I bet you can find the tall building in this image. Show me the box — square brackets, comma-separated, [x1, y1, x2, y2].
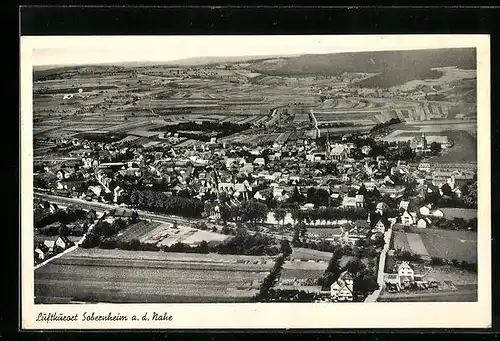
[325, 131, 331, 160]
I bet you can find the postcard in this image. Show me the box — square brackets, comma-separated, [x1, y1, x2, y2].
[20, 34, 491, 329]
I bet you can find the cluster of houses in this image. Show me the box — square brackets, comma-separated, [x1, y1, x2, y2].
[35, 130, 475, 232]
[33, 201, 100, 265]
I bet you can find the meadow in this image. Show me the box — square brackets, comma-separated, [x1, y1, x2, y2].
[34, 248, 275, 303]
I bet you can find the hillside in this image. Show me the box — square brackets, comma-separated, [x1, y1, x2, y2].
[247, 48, 476, 87]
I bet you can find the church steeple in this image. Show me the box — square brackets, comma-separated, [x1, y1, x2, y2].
[325, 130, 331, 160]
[421, 132, 427, 149]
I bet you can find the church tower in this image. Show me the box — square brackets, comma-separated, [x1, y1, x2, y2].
[325, 131, 331, 160]
[421, 132, 427, 150]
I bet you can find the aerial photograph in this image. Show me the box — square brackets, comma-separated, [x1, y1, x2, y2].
[31, 41, 478, 304]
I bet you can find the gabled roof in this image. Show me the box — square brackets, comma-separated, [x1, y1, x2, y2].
[398, 261, 413, 271]
[376, 202, 389, 210]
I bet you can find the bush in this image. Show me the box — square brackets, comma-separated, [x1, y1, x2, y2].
[194, 222, 209, 230]
[430, 257, 446, 266]
[98, 238, 117, 249]
[395, 250, 423, 263]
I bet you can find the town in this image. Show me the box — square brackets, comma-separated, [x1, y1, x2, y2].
[32, 48, 478, 303]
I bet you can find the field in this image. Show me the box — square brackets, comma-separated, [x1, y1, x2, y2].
[111, 220, 230, 247]
[392, 228, 477, 263]
[32, 48, 477, 152]
[277, 259, 329, 288]
[290, 247, 333, 262]
[34, 248, 275, 303]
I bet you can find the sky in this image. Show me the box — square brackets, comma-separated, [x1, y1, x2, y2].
[26, 35, 482, 66]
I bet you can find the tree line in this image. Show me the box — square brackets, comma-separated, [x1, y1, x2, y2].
[122, 189, 205, 218]
[154, 120, 252, 138]
[252, 240, 293, 302]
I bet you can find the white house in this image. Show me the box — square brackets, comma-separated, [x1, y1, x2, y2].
[330, 271, 354, 302]
[372, 219, 387, 234]
[417, 217, 431, 228]
[253, 191, 266, 201]
[113, 186, 125, 203]
[399, 200, 410, 211]
[401, 210, 416, 226]
[419, 205, 432, 216]
[431, 209, 444, 218]
[397, 261, 414, 288]
[361, 145, 372, 155]
[253, 158, 265, 166]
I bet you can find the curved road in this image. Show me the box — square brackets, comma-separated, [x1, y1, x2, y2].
[309, 110, 320, 138]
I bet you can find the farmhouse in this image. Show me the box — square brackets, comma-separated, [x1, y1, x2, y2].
[330, 271, 354, 302]
[397, 261, 414, 288]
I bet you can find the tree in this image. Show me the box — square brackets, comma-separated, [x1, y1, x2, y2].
[441, 183, 452, 197]
[462, 181, 477, 208]
[220, 204, 231, 225]
[58, 223, 69, 237]
[317, 248, 342, 288]
[291, 227, 302, 247]
[196, 240, 209, 254]
[357, 184, 367, 196]
[430, 142, 442, 156]
[291, 209, 302, 226]
[289, 186, 305, 204]
[240, 199, 269, 223]
[344, 258, 365, 275]
[280, 239, 292, 256]
[273, 209, 286, 228]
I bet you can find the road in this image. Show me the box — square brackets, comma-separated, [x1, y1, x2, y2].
[364, 226, 393, 303]
[34, 191, 196, 225]
[309, 110, 320, 138]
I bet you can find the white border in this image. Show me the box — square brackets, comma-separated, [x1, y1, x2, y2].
[21, 35, 491, 329]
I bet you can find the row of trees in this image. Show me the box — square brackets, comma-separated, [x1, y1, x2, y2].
[253, 240, 293, 302]
[122, 189, 205, 218]
[155, 120, 252, 138]
[396, 251, 477, 273]
[35, 204, 90, 229]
